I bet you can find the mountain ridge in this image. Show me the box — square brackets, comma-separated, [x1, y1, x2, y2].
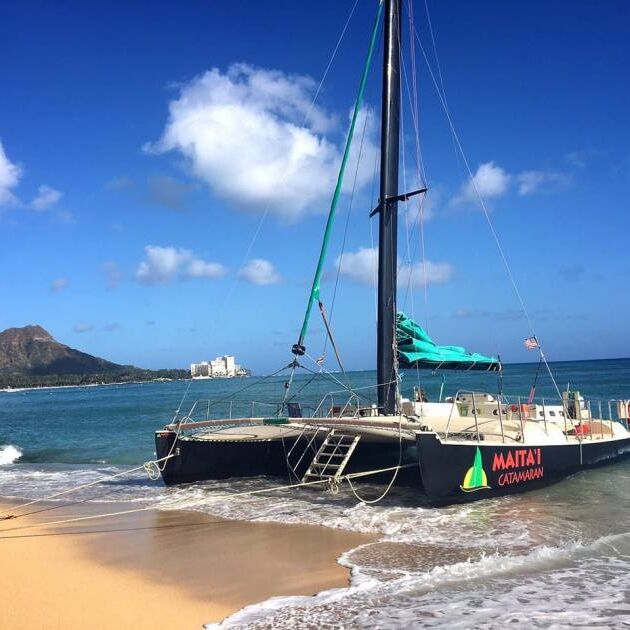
[0, 324, 131, 375]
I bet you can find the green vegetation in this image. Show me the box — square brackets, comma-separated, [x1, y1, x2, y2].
[0, 368, 190, 390]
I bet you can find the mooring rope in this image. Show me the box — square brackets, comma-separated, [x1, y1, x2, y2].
[0, 454, 177, 521]
[0, 464, 416, 535]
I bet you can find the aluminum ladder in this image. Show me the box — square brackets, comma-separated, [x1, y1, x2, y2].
[302, 430, 361, 485]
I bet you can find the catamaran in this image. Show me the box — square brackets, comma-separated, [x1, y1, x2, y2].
[154, 0, 630, 504]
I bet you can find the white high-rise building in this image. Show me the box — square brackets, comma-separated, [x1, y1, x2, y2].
[190, 355, 245, 378]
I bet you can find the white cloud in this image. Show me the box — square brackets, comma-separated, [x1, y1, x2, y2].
[336, 247, 453, 288]
[0, 141, 22, 206]
[516, 170, 570, 195]
[31, 185, 62, 211]
[454, 161, 572, 204]
[335, 247, 378, 286]
[147, 64, 377, 221]
[398, 260, 454, 288]
[135, 245, 227, 285]
[187, 259, 227, 279]
[50, 278, 68, 293]
[136, 246, 187, 284]
[238, 258, 281, 285]
[405, 190, 437, 224]
[458, 161, 510, 202]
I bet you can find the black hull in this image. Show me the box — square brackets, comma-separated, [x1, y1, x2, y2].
[416, 432, 630, 505]
[155, 430, 419, 486]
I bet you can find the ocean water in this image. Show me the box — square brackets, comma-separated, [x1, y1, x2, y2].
[2, 360, 630, 628]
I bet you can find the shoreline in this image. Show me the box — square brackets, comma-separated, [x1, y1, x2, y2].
[0, 375, 254, 394]
[0, 498, 373, 629]
[0, 379, 185, 394]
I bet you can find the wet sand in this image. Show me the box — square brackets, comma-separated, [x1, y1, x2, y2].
[0, 500, 373, 629]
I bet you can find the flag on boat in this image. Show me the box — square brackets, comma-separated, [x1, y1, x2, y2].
[524, 336, 540, 350]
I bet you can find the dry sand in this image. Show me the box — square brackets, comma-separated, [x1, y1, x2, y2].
[0, 500, 373, 629]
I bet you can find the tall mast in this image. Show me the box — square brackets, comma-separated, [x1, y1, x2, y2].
[377, 0, 401, 415]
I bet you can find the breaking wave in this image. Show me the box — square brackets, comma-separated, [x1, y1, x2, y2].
[0, 445, 22, 465]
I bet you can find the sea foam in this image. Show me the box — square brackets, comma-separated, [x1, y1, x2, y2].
[0, 444, 23, 465]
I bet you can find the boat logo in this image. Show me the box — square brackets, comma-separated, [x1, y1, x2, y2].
[460, 447, 490, 492]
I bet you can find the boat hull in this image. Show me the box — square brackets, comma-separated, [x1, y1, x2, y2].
[416, 432, 630, 505]
[155, 430, 418, 486]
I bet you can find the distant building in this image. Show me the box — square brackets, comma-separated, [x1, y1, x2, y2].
[190, 355, 248, 378]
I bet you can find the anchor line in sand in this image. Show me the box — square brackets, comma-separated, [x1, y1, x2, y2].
[0, 464, 416, 536]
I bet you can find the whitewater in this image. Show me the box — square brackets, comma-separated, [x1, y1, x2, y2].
[2, 363, 630, 627]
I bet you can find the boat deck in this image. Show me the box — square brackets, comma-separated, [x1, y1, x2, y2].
[184, 424, 309, 442]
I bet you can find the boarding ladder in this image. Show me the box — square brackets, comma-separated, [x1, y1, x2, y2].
[302, 430, 361, 486]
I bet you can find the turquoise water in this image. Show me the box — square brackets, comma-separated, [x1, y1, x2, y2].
[2, 359, 629, 466]
[1, 359, 630, 628]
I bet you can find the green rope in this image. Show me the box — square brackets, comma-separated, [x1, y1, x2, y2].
[295, 1, 383, 348]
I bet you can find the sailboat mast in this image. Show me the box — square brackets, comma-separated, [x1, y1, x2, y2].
[377, 0, 402, 415]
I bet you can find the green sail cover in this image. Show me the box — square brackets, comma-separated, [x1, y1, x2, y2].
[396, 312, 501, 372]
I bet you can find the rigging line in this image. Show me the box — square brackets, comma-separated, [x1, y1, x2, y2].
[318, 301, 346, 376]
[296, 1, 383, 350]
[369, 144, 381, 323]
[303, 352, 357, 395]
[421, 0, 461, 176]
[399, 34, 430, 333]
[0, 455, 175, 520]
[192, 364, 292, 412]
[324, 98, 373, 356]
[400, 20, 425, 390]
[347, 413, 403, 504]
[412, 26, 565, 402]
[399, 39, 417, 315]
[223, 0, 361, 306]
[1, 465, 419, 536]
[384, 15, 405, 410]
[406, 4, 430, 334]
[284, 370, 321, 404]
[174, 377, 193, 418]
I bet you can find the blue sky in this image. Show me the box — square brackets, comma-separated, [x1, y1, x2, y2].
[1, 1, 629, 374]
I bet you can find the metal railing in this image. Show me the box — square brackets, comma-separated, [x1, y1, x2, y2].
[441, 390, 630, 444]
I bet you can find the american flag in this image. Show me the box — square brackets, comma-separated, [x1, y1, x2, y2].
[524, 336, 540, 350]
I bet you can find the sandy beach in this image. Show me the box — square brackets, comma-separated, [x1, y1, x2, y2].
[0, 499, 373, 629]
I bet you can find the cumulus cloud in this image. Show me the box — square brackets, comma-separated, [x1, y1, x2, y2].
[457, 161, 510, 203]
[73, 323, 94, 333]
[335, 247, 453, 288]
[50, 278, 68, 293]
[405, 190, 437, 224]
[31, 185, 62, 211]
[238, 258, 281, 285]
[146, 64, 377, 220]
[335, 247, 378, 286]
[135, 245, 228, 285]
[454, 161, 573, 205]
[187, 258, 228, 279]
[0, 141, 22, 206]
[398, 260, 454, 288]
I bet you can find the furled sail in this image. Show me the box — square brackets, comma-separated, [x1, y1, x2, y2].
[396, 312, 501, 371]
